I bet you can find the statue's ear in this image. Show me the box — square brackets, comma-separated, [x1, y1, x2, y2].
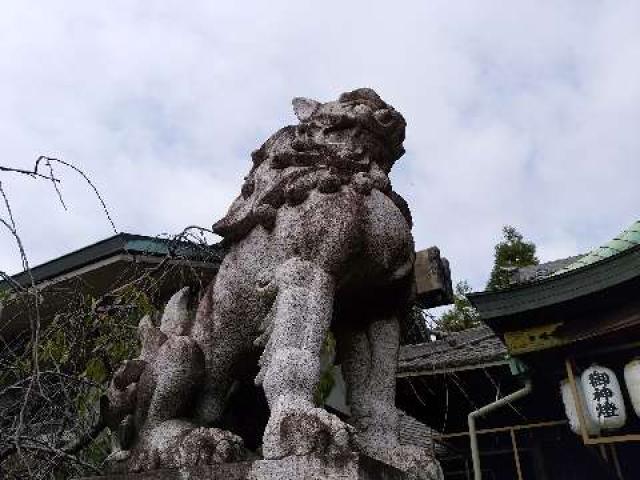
[292, 97, 320, 121]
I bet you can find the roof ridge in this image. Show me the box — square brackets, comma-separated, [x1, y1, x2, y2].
[553, 219, 640, 276]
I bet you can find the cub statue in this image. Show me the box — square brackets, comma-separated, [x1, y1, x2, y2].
[105, 88, 442, 479]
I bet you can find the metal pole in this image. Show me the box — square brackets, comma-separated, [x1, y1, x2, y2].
[468, 379, 533, 480]
[599, 444, 608, 461]
[510, 429, 524, 480]
[610, 444, 623, 479]
[434, 419, 567, 439]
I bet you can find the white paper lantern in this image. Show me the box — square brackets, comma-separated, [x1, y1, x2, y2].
[581, 364, 626, 430]
[624, 358, 640, 417]
[560, 379, 600, 436]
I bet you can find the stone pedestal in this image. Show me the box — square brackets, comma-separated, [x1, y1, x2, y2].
[77, 454, 408, 480]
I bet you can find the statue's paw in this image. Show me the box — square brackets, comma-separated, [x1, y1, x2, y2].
[263, 404, 354, 459]
[105, 449, 130, 464]
[129, 448, 160, 472]
[176, 427, 246, 466]
[376, 445, 443, 480]
[128, 424, 245, 472]
[112, 359, 147, 389]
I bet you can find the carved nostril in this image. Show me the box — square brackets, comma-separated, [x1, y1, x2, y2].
[374, 109, 394, 127]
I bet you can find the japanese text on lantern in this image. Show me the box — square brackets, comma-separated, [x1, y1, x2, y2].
[588, 370, 619, 419]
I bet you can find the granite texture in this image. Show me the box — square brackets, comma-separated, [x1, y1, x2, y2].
[413, 247, 453, 309]
[79, 454, 412, 480]
[103, 88, 441, 479]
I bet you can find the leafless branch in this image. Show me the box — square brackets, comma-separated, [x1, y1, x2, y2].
[1, 155, 124, 478]
[0, 165, 60, 182]
[14, 436, 103, 474]
[35, 156, 117, 233]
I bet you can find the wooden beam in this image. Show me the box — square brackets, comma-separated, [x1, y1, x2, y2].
[397, 360, 509, 378]
[565, 357, 591, 444]
[585, 434, 640, 445]
[573, 340, 640, 359]
[504, 322, 565, 354]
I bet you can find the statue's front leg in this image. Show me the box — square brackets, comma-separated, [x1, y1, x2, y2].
[340, 313, 442, 480]
[259, 257, 352, 459]
[339, 314, 401, 453]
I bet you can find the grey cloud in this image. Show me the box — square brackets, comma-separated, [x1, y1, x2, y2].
[1, 1, 639, 290]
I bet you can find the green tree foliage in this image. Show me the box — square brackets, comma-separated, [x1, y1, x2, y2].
[486, 225, 539, 291]
[401, 306, 433, 344]
[436, 280, 479, 332]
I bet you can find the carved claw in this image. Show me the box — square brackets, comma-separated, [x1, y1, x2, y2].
[160, 287, 192, 337]
[112, 359, 147, 390]
[105, 448, 130, 465]
[129, 449, 160, 473]
[392, 445, 444, 480]
[105, 360, 147, 430]
[177, 427, 245, 466]
[138, 315, 167, 361]
[128, 425, 245, 471]
[262, 403, 354, 459]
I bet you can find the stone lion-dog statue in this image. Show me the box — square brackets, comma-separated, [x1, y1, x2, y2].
[105, 88, 441, 479]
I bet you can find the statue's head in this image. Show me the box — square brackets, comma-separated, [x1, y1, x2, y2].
[213, 89, 407, 241]
[251, 88, 406, 174]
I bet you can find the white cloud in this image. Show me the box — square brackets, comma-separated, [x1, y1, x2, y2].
[1, 1, 639, 290]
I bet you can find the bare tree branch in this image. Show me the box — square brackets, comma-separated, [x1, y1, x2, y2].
[14, 436, 103, 474]
[0, 165, 60, 182]
[35, 156, 117, 233]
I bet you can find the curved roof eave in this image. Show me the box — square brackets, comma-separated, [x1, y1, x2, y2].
[552, 220, 640, 276]
[468, 242, 640, 322]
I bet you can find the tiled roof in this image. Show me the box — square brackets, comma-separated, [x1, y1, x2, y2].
[398, 324, 508, 374]
[509, 255, 583, 284]
[398, 410, 448, 457]
[506, 220, 640, 285]
[553, 220, 640, 276]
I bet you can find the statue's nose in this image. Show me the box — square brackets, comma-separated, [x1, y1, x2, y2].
[374, 109, 395, 128]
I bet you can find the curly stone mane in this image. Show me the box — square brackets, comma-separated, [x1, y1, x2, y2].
[213, 88, 410, 242]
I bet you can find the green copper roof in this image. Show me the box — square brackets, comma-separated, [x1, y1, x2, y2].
[553, 220, 640, 275]
[0, 233, 225, 291]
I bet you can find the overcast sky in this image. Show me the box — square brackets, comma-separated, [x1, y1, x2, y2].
[1, 1, 639, 290]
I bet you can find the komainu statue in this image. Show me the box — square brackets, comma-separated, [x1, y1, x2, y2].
[105, 88, 442, 479]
